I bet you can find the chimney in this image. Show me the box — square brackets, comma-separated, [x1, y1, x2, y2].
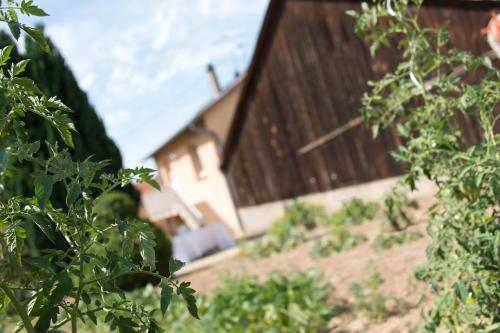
[206, 63, 221, 98]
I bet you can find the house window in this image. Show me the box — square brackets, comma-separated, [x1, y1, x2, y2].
[189, 145, 207, 179]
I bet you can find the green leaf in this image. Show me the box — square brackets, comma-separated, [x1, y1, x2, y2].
[6, 225, 26, 266]
[145, 178, 161, 191]
[49, 274, 73, 306]
[81, 292, 91, 305]
[12, 77, 43, 95]
[66, 182, 81, 207]
[8, 21, 21, 40]
[178, 281, 199, 319]
[52, 111, 76, 148]
[35, 174, 53, 209]
[27, 293, 45, 316]
[453, 281, 467, 303]
[87, 310, 98, 325]
[115, 316, 139, 333]
[45, 97, 72, 113]
[25, 5, 49, 17]
[0, 45, 13, 66]
[0, 289, 11, 310]
[138, 224, 156, 270]
[11, 59, 30, 76]
[33, 216, 56, 244]
[346, 10, 358, 17]
[34, 313, 51, 333]
[169, 258, 185, 275]
[160, 283, 173, 315]
[21, 25, 50, 53]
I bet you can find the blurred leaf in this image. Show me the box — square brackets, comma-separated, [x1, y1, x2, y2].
[34, 174, 53, 209]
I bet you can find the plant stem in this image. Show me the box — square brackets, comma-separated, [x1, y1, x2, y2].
[0, 282, 36, 333]
[71, 255, 85, 333]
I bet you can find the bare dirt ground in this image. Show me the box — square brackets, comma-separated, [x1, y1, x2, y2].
[180, 199, 435, 333]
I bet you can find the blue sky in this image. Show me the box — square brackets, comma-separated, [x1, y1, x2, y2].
[27, 0, 269, 168]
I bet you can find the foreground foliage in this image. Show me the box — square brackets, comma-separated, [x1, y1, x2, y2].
[122, 270, 333, 333]
[93, 191, 173, 290]
[351, 1, 500, 331]
[0, 2, 196, 332]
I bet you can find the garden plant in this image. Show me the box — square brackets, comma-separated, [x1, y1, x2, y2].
[122, 269, 334, 333]
[349, 265, 391, 321]
[383, 185, 419, 231]
[250, 201, 326, 258]
[311, 224, 367, 258]
[0, 2, 197, 332]
[371, 229, 423, 252]
[350, 0, 500, 331]
[330, 198, 379, 226]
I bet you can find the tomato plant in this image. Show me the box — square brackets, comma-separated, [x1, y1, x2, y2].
[0, 2, 197, 332]
[350, 1, 499, 331]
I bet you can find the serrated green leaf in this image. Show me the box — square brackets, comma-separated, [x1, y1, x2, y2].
[178, 281, 199, 319]
[138, 225, 156, 270]
[11, 59, 30, 76]
[0, 45, 13, 66]
[145, 178, 160, 191]
[25, 5, 49, 17]
[46, 97, 72, 113]
[160, 283, 173, 315]
[21, 25, 50, 53]
[6, 225, 26, 266]
[52, 111, 76, 148]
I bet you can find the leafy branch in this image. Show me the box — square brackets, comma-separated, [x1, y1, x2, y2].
[350, 1, 499, 331]
[0, 2, 198, 332]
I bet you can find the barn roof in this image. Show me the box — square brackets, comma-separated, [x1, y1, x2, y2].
[220, 0, 499, 169]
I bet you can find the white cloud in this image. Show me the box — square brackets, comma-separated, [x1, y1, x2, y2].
[35, 0, 269, 167]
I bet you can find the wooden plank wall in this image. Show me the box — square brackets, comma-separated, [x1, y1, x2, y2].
[228, 0, 494, 207]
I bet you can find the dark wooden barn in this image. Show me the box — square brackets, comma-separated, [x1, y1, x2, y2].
[221, 0, 498, 207]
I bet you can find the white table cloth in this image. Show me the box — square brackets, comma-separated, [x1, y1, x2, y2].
[173, 222, 235, 263]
